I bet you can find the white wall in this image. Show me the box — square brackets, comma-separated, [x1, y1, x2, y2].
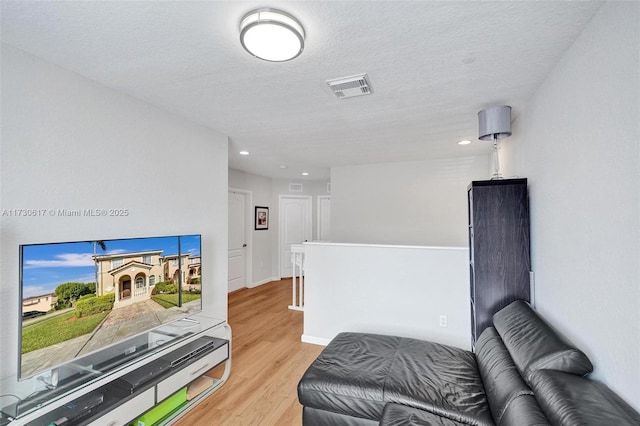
[0, 45, 229, 387]
[228, 168, 274, 286]
[303, 242, 471, 350]
[228, 170, 331, 283]
[502, 2, 640, 410]
[330, 156, 489, 247]
[270, 178, 330, 277]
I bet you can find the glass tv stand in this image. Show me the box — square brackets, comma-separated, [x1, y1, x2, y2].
[0, 314, 231, 426]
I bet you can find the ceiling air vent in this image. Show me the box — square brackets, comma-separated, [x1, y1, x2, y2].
[289, 183, 303, 192]
[326, 73, 372, 99]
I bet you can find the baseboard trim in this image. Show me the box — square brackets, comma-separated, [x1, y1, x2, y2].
[301, 334, 331, 346]
[248, 277, 280, 288]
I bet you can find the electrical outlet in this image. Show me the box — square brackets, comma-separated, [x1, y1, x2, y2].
[439, 315, 448, 327]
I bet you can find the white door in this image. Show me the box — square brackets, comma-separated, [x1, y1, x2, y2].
[279, 196, 312, 278]
[318, 196, 331, 241]
[228, 191, 247, 292]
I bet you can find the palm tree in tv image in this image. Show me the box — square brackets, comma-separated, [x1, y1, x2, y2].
[91, 240, 107, 295]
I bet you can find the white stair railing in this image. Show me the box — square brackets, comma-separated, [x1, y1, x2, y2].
[289, 244, 305, 311]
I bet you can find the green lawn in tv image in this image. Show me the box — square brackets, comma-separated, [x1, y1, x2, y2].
[20, 235, 202, 378]
[152, 292, 202, 309]
[22, 311, 110, 353]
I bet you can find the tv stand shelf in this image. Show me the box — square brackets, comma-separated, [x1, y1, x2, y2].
[1, 317, 231, 426]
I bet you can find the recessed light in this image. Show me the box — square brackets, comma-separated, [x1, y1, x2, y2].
[239, 151, 250, 155]
[301, 172, 309, 176]
[457, 140, 472, 145]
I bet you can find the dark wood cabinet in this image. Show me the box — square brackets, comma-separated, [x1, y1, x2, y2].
[468, 178, 530, 348]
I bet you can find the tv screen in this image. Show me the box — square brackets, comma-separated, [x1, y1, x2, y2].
[19, 234, 202, 380]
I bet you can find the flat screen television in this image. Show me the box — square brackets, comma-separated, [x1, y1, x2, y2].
[19, 234, 202, 380]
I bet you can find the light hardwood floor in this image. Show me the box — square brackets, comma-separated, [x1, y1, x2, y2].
[174, 279, 323, 426]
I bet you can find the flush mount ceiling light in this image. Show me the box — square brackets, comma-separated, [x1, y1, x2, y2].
[239, 150, 250, 155]
[240, 8, 305, 62]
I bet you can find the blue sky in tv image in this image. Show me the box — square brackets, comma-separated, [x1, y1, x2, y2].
[21, 235, 201, 299]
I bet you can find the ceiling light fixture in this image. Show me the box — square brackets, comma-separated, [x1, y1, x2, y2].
[240, 8, 305, 62]
[478, 105, 512, 180]
[458, 140, 472, 145]
[301, 172, 309, 176]
[239, 151, 250, 156]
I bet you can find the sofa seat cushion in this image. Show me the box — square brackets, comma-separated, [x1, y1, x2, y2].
[530, 370, 640, 426]
[492, 301, 593, 384]
[381, 403, 470, 426]
[298, 333, 493, 425]
[384, 337, 493, 426]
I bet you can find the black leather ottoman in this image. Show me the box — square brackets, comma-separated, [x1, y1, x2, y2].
[297, 332, 493, 425]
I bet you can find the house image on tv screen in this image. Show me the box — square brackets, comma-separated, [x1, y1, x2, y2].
[94, 251, 201, 308]
[22, 293, 58, 316]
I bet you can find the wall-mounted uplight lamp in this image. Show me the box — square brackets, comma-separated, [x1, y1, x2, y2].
[240, 8, 305, 62]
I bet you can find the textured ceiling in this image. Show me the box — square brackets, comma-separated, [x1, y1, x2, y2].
[1, 1, 603, 180]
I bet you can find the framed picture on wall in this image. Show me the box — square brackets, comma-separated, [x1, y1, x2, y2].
[255, 206, 269, 230]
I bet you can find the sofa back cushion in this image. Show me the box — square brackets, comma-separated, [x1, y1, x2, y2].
[475, 327, 541, 425]
[530, 369, 640, 426]
[492, 301, 592, 384]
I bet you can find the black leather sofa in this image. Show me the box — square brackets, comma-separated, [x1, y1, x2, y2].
[298, 300, 640, 425]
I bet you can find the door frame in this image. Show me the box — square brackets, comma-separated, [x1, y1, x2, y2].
[278, 194, 312, 279]
[229, 187, 253, 289]
[317, 195, 331, 241]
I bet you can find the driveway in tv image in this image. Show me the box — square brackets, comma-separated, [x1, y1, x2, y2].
[21, 299, 201, 378]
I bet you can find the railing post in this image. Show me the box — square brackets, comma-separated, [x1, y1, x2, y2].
[288, 244, 305, 311]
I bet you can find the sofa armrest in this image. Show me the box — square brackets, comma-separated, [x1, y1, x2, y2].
[499, 394, 550, 426]
[475, 327, 536, 424]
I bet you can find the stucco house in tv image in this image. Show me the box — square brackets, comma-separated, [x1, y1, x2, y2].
[94, 250, 201, 307]
[162, 253, 202, 287]
[22, 293, 57, 314]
